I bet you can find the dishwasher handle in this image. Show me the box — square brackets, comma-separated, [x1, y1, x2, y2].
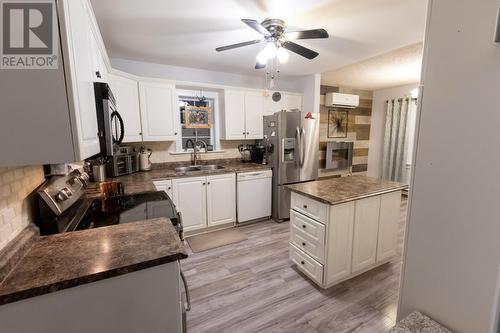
[237, 170, 272, 181]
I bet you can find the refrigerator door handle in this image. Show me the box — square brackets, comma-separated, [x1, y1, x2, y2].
[295, 127, 301, 167]
[300, 127, 305, 167]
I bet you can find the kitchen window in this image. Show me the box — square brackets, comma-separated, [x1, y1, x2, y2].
[175, 90, 220, 152]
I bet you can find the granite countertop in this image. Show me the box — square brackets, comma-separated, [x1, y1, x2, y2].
[0, 218, 187, 305]
[149, 160, 271, 181]
[389, 311, 453, 333]
[286, 175, 408, 205]
[86, 159, 271, 198]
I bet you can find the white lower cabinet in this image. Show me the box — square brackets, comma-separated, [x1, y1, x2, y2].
[289, 191, 402, 288]
[157, 174, 236, 233]
[206, 174, 236, 226]
[172, 177, 207, 232]
[153, 180, 173, 199]
[351, 196, 381, 273]
[325, 201, 355, 285]
[376, 191, 402, 262]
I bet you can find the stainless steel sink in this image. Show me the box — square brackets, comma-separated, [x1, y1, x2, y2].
[174, 164, 225, 173]
[174, 166, 201, 172]
[198, 164, 225, 171]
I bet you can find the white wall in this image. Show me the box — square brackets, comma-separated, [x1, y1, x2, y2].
[398, 1, 500, 332]
[111, 58, 306, 93]
[302, 73, 321, 114]
[367, 83, 418, 178]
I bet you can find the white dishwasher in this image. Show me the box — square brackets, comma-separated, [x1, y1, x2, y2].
[237, 169, 272, 223]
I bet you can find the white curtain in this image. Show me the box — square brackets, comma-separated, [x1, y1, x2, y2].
[382, 98, 413, 182]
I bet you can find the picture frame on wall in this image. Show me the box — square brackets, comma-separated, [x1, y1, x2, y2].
[328, 109, 348, 138]
[184, 106, 212, 128]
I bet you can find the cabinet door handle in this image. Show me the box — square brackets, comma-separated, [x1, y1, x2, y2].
[202, 182, 206, 186]
[302, 242, 306, 246]
[242, 131, 246, 135]
[302, 225, 306, 229]
[167, 187, 171, 190]
[246, 132, 249, 135]
[95, 71, 101, 78]
[207, 182, 210, 185]
[174, 132, 178, 135]
[303, 205, 308, 209]
[300, 261, 305, 265]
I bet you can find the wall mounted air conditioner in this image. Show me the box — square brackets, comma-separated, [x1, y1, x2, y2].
[325, 93, 359, 108]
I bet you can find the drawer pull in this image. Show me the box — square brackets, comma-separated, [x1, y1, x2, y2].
[303, 205, 308, 209]
[300, 261, 305, 265]
[302, 225, 306, 229]
[302, 242, 306, 246]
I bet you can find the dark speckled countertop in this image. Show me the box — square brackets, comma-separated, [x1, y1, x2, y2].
[0, 218, 187, 305]
[286, 175, 408, 205]
[86, 160, 271, 198]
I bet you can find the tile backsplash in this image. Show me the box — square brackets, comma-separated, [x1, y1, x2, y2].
[0, 166, 44, 250]
[127, 140, 254, 164]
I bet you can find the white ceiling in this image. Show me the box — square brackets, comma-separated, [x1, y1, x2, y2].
[322, 42, 423, 90]
[90, 0, 427, 77]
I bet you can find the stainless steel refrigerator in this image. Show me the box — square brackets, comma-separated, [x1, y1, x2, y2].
[264, 111, 320, 220]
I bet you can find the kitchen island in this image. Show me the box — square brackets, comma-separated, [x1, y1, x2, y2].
[286, 175, 407, 288]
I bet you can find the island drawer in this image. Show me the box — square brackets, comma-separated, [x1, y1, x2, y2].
[290, 226, 325, 263]
[289, 243, 324, 285]
[290, 210, 325, 242]
[291, 193, 328, 224]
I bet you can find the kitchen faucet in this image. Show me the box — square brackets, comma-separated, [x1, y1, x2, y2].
[191, 140, 207, 166]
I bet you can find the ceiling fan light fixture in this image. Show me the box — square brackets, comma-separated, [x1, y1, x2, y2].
[276, 47, 289, 63]
[257, 42, 277, 64]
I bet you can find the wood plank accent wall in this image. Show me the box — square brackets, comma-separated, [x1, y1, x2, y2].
[319, 86, 373, 178]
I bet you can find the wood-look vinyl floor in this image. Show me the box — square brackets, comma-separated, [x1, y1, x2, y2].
[181, 200, 407, 333]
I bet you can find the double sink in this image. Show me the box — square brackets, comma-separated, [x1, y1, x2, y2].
[174, 164, 225, 173]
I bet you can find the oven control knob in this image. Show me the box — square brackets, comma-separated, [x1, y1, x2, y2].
[55, 190, 69, 202]
[63, 187, 73, 197]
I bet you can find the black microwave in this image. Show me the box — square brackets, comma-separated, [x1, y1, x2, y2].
[94, 82, 124, 156]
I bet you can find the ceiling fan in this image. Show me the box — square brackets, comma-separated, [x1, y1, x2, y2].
[215, 18, 329, 69]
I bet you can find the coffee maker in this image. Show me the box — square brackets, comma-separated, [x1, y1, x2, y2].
[250, 138, 273, 164]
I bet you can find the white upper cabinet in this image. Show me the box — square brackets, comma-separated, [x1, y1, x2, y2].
[223, 90, 246, 140]
[139, 81, 180, 141]
[222, 89, 264, 140]
[109, 74, 142, 142]
[62, 0, 101, 159]
[244, 91, 264, 139]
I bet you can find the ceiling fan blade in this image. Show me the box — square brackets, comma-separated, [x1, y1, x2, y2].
[284, 29, 329, 40]
[282, 41, 319, 60]
[241, 19, 271, 37]
[255, 62, 266, 69]
[215, 39, 262, 52]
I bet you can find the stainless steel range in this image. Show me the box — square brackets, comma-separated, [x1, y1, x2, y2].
[35, 170, 183, 239]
